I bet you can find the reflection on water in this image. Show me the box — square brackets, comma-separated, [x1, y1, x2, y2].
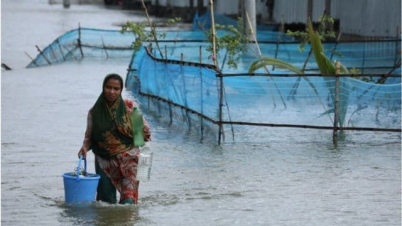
[59, 202, 140, 225]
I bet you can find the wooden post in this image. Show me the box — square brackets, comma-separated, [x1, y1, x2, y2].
[244, 0, 257, 41]
[1, 63, 12, 70]
[394, 27, 400, 68]
[330, 32, 342, 60]
[200, 47, 204, 142]
[36, 45, 51, 65]
[218, 73, 224, 144]
[56, 39, 66, 61]
[307, 0, 313, 25]
[179, 52, 192, 130]
[101, 36, 109, 59]
[199, 46, 202, 64]
[25, 52, 39, 67]
[78, 24, 84, 59]
[209, 0, 218, 68]
[333, 61, 340, 145]
[49, 45, 58, 62]
[165, 45, 167, 59]
[272, 32, 281, 71]
[362, 37, 366, 73]
[166, 51, 173, 125]
[141, 0, 164, 59]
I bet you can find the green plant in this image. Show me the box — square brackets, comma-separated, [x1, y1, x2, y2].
[205, 18, 249, 69]
[121, 17, 181, 58]
[287, 14, 336, 52]
[121, 0, 181, 59]
[249, 19, 351, 127]
[121, 21, 147, 52]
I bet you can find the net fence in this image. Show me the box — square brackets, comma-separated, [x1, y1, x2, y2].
[27, 27, 401, 143]
[129, 48, 400, 143]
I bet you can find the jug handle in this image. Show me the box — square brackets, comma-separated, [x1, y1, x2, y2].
[76, 155, 87, 181]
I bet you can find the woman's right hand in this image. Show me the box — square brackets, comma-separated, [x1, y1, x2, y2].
[78, 146, 89, 159]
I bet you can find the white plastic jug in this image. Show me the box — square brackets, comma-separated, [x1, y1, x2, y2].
[136, 142, 153, 182]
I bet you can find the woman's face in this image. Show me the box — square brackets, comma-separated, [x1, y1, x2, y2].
[103, 78, 122, 104]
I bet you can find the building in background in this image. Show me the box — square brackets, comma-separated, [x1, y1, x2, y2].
[119, 0, 401, 38]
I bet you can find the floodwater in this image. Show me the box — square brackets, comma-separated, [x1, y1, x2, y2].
[1, 1, 401, 226]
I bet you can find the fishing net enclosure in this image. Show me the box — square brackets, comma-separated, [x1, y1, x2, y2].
[192, 10, 276, 31]
[28, 27, 401, 143]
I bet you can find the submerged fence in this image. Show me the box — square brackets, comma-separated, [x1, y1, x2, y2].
[27, 27, 401, 74]
[27, 27, 401, 144]
[128, 47, 401, 144]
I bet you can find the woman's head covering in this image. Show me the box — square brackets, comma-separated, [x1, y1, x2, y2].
[102, 73, 124, 91]
[91, 73, 133, 158]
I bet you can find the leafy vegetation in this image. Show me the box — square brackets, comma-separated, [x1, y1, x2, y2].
[249, 18, 351, 126]
[121, 17, 181, 58]
[205, 18, 250, 69]
[287, 14, 336, 52]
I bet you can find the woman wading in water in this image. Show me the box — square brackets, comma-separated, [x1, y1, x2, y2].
[78, 73, 151, 204]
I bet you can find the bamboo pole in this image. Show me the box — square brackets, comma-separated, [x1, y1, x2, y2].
[49, 45, 58, 62]
[361, 38, 366, 73]
[35, 45, 51, 65]
[141, 0, 164, 59]
[209, 0, 218, 68]
[330, 32, 342, 60]
[101, 36, 109, 59]
[200, 46, 204, 142]
[244, 0, 257, 41]
[245, 12, 261, 57]
[199, 46, 202, 64]
[78, 24, 84, 59]
[56, 39, 66, 61]
[273, 28, 281, 71]
[1, 63, 12, 70]
[246, 11, 287, 109]
[25, 51, 39, 67]
[333, 60, 340, 145]
[218, 73, 224, 144]
[209, 0, 222, 143]
[394, 27, 400, 67]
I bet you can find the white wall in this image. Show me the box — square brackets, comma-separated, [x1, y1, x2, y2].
[150, 0, 401, 37]
[274, 0, 307, 24]
[332, 0, 401, 37]
[215, 0, 239, 14]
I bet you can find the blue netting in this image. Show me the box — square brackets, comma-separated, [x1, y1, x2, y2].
[127, 46, 400, 143]
[192, 10, 276, 31]
[27, 27, 401, 143]
[28, 28, 400, 74]
[27, 28, 136, 68]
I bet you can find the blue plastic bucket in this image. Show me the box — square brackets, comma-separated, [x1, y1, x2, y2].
[62, 156, 100, 203]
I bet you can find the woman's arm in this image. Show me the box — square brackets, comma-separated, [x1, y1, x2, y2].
[78, 108, 93, 158]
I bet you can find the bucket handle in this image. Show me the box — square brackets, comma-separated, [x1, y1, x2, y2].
[76, 155, 87, 181]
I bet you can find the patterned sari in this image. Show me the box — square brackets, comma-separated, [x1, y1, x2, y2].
[89, 93, 150, 204]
